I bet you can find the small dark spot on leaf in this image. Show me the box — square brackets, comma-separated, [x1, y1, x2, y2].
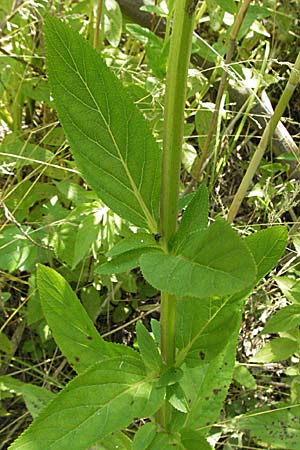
[224, 361, 228, 366]
[205, 396, 209, 401]
[75, 356, 80, 362]
[213, 389, 221, 396]
[199, 351, 205, 360]
[87, 335, 93, 340]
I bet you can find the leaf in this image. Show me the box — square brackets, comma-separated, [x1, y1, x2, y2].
[262, 305, 300, 334]
[245, 226, 287, 283]
[195, 103, 216, 152]
[233, 365, 257, 390]
[96, 233, 163, 274]
[37, 265, 137, 373]
[235, 404, 300, 449]
[274, 276, 300, 304]
[97, 247, 162, 275]
[107, 233, 160, 257]
[167, 383, 189, 413]
[227, 226, 288, 305]
[176, 298, 241, 366]
[136, 322, 162, 372]
[157, 367, 184, 387]
[91, 431, 132, 450]
[141, 219, 256, 299]
[146, 432, 179, 450]
[0, 331, 13, 354]
[104, 0, 122, 47]
[171, 183, 208, 254]
[9, 356, 165, 450]
[0, 376, 54, 418]
[133, 422, 156, 450]
[72, 212, 101, 268]
[0, 225, 37, 272]
[180, 429, 213, 450]
[178, 312, 241, 429]
[45, 16, 161, 232]
[0, 133, 54, 168]
[250, 337, 298, 363]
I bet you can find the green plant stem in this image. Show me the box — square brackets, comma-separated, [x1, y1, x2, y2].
[187, 0, 252, 190]
[160, 0, 197, 245]
[93, 0, 104, 49]
[159, 0, 198, 428]
[227, 49, 300, 223]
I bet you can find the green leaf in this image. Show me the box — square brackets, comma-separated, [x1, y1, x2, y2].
[107, 233, 161, 257]
[228, 226, 288, 305]
[0, 225, 37, 272]
[195, 103, 216, 152]
[136, 322, 162, 372]
[250, 337, 298, 363]
[274, 276, 300, 304]
[167, 383, 189, 413]
[97, 247, 162, 275]
[262, 305, 300, 334]
[72, 212, 101, 268]
[146, 432, 179, 450]
[245, 226, 287, 283]
[180, 429, 213, 450]
[9, 356, 165, 450]
[0, 376, 54, 418]
[171, 183, 208, 254]
[37, 265, 137, 373]
[176, 298, 241, 366]
[0, 331, 13, 354]
[96, 233, 163, 274]
[157, 367, 184, 387]
[0, 133, 53, 168]
[104, 0, 122, 47]
[233, 365, 257, 390]
[91, 431, 132, 449]
[178, 313, 241, 429]
[133, 422, 156, 450]
[235, 404, 300, 449]
[45, 16, 161, 232]
[141, 219, 256, 299]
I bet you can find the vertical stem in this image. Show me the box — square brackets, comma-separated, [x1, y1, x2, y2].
[158, 0, 198, 428]
[160, 0, 198, 246]
[94, 0, 104, 49]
